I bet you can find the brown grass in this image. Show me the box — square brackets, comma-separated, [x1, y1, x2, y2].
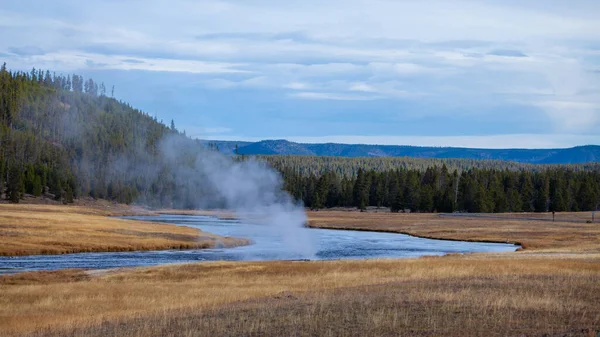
[307, 210, 600, 253]
[1, 255, 598, 336]
[1, 205, 599, 336]
[0, 204, 247, 256]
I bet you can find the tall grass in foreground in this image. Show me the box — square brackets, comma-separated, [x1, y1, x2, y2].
[2, 257, 599, 336]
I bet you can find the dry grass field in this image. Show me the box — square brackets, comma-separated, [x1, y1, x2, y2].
[1, 255, 598, 336]
[307, 210, 600, 253]
[0, 204, 246, 256]
[1, 205, 599, 336]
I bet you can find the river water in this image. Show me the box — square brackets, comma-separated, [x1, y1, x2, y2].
[0, 215, 518, 274]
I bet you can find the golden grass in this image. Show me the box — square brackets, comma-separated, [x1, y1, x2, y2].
[1, 205, 599, 336]
[307, 210, 600, 253]
[0, 204, 247, 256]
[1, 255, 598, 336]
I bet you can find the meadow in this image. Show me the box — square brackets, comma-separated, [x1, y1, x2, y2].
[1, 205, 599, 336]
[2, 255, 598, 336]
[0, 204, 246, 256]
[306, 210, 600, 252]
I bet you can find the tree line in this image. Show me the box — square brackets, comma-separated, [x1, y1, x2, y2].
[0, 63, 598, 213]
[259, 155, 600, 177]
[278, 166, 600, 212]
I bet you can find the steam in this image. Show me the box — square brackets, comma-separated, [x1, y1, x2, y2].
[25, 73, 316, 259]
[110, 134, 316, 259]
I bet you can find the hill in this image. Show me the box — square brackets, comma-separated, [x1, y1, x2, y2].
[1, 64, 598, 212]
[204, 139, 600, 164]
[0, 64, 185, 206]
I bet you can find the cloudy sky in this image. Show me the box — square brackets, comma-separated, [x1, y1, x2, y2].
[2, 0, 600, 148]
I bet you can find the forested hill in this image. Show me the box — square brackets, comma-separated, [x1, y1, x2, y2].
[0, 64, 182, 205]
[205, 139, 600, 164]
[1, 64, 598, 212]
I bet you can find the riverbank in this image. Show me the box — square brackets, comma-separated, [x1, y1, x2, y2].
[306, 210, 600, 253]
[160, 208, 600, 252]
[0, 204, 248, 256]
[2, 254, 598, 336]
[4, 202, 597, 256]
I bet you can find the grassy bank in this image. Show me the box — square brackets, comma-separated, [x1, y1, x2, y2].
[307, 211, 600, 252]
[161, 209, 600, 252]
[0, 204, 247, 256]
[1, 255, 598, 336]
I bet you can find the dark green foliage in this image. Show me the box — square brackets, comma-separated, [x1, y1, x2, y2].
[6, 163, 24, 203]
[533, 177, 549, 212]
[353, 169, 369, 211]
[64, 185, 74, 204]
[1, 63, 599, 213]
[32, 175, 43, 197]
[577, 176, 599, 211]
[277, 165, 600, 213]
[0, 64, 184, 206]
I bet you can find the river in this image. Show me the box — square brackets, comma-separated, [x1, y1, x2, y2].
[0, 214, 518, 274]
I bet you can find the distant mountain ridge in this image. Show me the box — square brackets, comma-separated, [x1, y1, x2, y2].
[202, 139, 600, 164]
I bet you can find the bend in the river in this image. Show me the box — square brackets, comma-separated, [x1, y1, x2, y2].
[0, 215, 519, 274]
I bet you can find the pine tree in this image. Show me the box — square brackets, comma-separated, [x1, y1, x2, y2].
[577, 176, 599, 211]
[0, 160, 5, 195]
[403, 171, 421, 212]
[64, 185, 74, 204]
[520, 175, 535, 212]
[533, 176, 549, 212]
[390, 177, 403, 212]
[6, 164, 24, 203]
[549, 177, 567, 212]
[24, 164, 35, 194]
[32, 175, 42, 197]
[353, 169, 369, 210]
[419, 185, 434, 212]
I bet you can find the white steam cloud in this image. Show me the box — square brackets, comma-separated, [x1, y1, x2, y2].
[153, 135, 316, 258]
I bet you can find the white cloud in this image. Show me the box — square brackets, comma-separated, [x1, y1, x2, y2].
[349, 83, 377, 92]
[393, 63, 431, 75]
[5, 51, 248, 74]
[288, 92, 378, 101]
[2, 0, 600, 143]
[536, 101, 600, 132]
[284, 82, 309, 90]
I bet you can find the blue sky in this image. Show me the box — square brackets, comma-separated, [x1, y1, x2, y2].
[1, 0, 600, 148]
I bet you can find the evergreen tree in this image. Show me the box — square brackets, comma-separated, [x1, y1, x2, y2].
[549, 177, 567, 212]
[419, 185, 434, 212]
[520, 175, 535, 212]
[403, 171, 420, 211]
[577, 176, 599, 211]
[32, 175, 42, 197]
[6, 164, 24, 203]
[64, 185, 74, 204]
[353, 169, 369, 210]
[532, 176, 549, 212]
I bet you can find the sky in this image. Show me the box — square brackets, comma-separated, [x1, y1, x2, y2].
[1, 0, 600, 148]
